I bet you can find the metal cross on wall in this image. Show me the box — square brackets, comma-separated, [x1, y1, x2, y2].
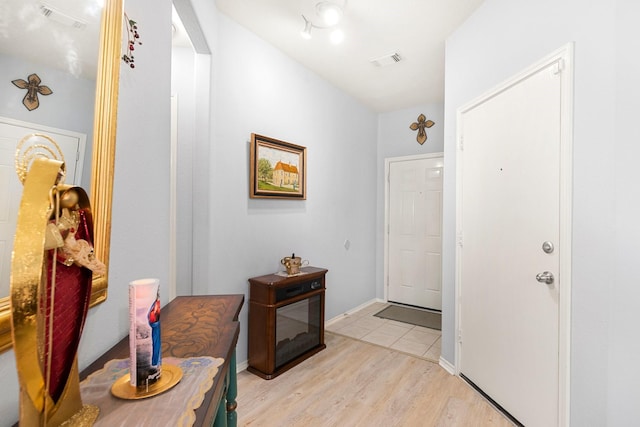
[12, 73, 53, 111]
[410, 114, 435, 145]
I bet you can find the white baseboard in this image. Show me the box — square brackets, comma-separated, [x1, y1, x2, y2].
[236, 359, 248, 372]
[439, 356, 455, 375]
[324, 298, 383, 327]
[324, 314, 348, 328]
[346, 298, 385, 315]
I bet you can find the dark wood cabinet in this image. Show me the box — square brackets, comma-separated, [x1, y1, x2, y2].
[248, 267, 327, 379]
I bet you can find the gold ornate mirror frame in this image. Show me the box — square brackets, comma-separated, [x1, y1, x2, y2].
[0, 0, 122, 352]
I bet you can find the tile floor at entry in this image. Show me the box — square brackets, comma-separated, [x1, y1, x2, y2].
[326, 302, 441, 362]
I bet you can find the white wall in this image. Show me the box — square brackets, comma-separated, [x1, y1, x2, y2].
[203, 11, 379, 363]
[375, 104, 444, 298]
[443, 0, 639, 424]
[609, 0, 640, 423]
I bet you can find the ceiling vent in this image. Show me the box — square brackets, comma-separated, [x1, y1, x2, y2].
[370, 52, 403, 67]
[40, 3, 87, 30]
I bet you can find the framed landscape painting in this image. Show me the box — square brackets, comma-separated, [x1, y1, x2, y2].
[250, 133, 307, 199]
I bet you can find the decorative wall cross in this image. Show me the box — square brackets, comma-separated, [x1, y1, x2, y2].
[410, 114, 435, 145]
[12, 73, 53, 111]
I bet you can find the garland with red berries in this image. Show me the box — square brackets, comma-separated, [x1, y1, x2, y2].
[122, 14, 142, 69]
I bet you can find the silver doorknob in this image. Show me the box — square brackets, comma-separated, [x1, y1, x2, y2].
[536, 271, 554, 284]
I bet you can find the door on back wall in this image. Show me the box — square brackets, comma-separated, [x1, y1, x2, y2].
[386, 154, 443, 311]
[457, 45, 573, 426]
[0, 117, 84, 296]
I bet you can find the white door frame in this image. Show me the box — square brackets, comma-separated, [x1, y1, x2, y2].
[171, 0, 212, 299]
[384, 152, 444, 303]
[169, 95, 178, 302]
[455, 43, 573, 426]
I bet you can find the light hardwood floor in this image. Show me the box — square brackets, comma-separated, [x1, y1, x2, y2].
[237, 332, 513, 426]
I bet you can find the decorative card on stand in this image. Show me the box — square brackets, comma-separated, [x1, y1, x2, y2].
[129, 278, 162, 388]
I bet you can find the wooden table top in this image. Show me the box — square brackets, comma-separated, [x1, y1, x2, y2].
[81, 294, 244, 425]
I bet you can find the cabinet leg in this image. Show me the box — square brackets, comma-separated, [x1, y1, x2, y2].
[214, 395, 227, 427]
[226, 350, 238, 427]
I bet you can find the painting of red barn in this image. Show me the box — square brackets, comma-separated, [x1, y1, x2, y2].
[250, 133, 307, 199]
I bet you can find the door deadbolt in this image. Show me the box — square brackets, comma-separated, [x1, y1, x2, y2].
[542, 241, 554, 254]
[536, 271, 554, 285]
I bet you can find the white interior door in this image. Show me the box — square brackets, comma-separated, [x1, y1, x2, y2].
[387, 155, 443, 310]
[0, 118, 84, 295]
[458, 49, 572, 427]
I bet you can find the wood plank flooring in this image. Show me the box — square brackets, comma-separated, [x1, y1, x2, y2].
[237, 332, 513, 426]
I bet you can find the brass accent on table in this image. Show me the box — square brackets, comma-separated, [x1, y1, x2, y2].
[111, 364, 183, 400]
[280, 253, 309, 275]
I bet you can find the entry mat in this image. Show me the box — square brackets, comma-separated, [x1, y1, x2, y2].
[374, 305, 441, 330]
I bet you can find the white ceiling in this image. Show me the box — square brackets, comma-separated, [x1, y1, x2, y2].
[214, 0, 485, 112]
[4, 0, 485, 112]
[1, 0, 102, 80]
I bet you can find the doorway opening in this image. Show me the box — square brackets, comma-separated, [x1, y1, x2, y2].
[170, 1, 211, 301]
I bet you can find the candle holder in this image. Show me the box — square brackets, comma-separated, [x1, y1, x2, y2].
[110, 364, 182, 399]
[112, 278, 182, 399]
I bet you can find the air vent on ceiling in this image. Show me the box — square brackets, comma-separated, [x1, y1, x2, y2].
[370, 52, 403, 67]
[40, 3, 87, 30]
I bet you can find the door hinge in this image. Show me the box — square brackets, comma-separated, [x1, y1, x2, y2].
[459, 135, 464, 151]
[458, 330, 462, 343]
[552, 59, 564, 75]
[456, 231, 463, 247]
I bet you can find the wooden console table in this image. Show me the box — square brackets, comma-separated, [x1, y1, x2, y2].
[81, 294, 244, 427]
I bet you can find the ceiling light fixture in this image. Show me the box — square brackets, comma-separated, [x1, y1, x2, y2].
[299, 1, 345, 43]
[316, 1, 342, 26]
[300, 16, 313, 39]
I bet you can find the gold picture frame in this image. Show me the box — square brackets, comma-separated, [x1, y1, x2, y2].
[250, 133, 307, 199]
